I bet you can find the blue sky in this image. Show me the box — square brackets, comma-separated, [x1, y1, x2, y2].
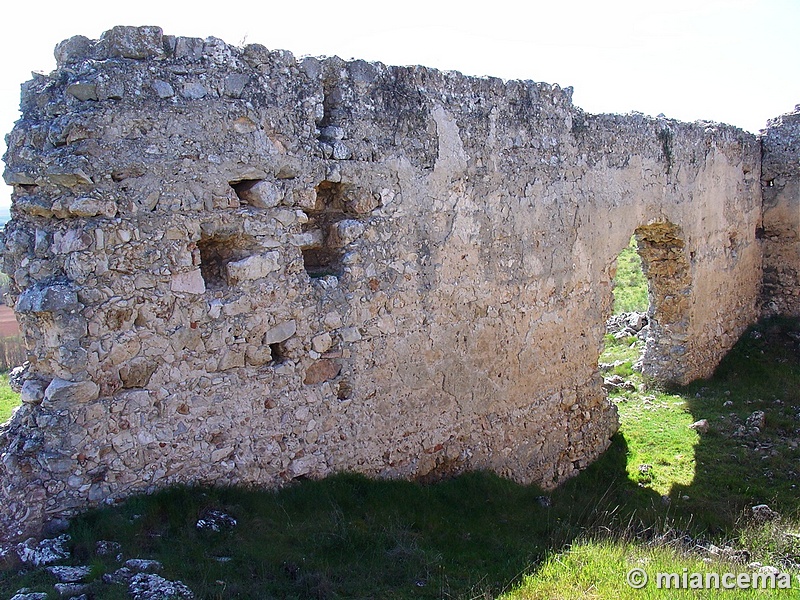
[1, 0, 798, 209]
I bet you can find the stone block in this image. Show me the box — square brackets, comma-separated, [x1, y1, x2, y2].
[233, 180, 281, 208]
[101, 25, 164, 59]
[303, 360, 341, 385]
[119, 358, 157, 388]
[20, 380, 46, 405]
[44, 378, 100, 405]
[68, 197, 118, 218]
[340, 327, 362, 343]
[263, 320, 296, 344]
[151, 80, 175, 99]
[170, 270, 206, 294]
[224, 73, 250, 98]
[226, 252, 280, 283]
[328, 220, 365, 247]
[181, 82, 207, 100]
[311, 333, 332, 354]
[54, 35, 93, 66]
[66, 84, 98, 101]
[16, 284, 80, 314]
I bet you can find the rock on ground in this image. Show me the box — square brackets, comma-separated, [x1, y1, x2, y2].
[16, 535, 71, 566]
[128, 573, 194, 600]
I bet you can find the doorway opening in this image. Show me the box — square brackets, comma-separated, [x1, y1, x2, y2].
[598, 222, 698, 497]
[601, 221, 692, 388]
[601, 235, 650, 390]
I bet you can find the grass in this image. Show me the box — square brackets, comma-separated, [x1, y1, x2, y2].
[613, 236, 649, 314]
[2, 321, 799, 598]
[506, 539, 798, 599]
[0, 372, 20, 423]
[501, 318, 800, 599]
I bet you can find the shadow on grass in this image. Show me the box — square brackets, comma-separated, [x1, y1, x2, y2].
[5, 435, 665, 600]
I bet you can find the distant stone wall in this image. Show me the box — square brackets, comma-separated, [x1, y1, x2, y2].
[0, 26, 769, 542]
[761, 107, 800, 317]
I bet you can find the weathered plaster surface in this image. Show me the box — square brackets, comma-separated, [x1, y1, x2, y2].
[762, 109, 800, 316]
[0, 26, 783, 541]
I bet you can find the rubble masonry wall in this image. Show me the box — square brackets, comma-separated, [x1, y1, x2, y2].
[0, 26, 774, 541]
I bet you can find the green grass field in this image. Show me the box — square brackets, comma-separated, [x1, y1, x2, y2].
[613, 237, 649, 314]
[0, 372, 20, 423]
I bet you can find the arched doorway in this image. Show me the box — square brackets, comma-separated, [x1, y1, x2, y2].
[635, 222, 692, 383]
[601, 221, 692, 387]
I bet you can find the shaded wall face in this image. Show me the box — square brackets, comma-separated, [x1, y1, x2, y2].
[0, 26, 764, 541]
[762, 109, 800, 317]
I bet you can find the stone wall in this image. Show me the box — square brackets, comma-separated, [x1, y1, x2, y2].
[0, 26, 768, 542]
[761, 107, 800, 316]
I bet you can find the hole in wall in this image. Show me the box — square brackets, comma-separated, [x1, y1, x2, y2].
[302, 247, 343, 279]
[601, 222, 692, 386]
[197, 231, 260, 290]
[230, 179, 262, 203]
[300, 181, 360, 279]
[336, 379, 352, 400]
[229, 179, 281, 208]
[601, 235, 650, 385]
[269, 342, 286, 364]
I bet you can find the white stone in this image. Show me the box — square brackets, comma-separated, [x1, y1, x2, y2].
[152, 79, 175, 99]
[328, 219, 365, 247]
[263, 320, 296, 344]
[225, 252, 280, 283]
[340, 327, 362, 342]
[235, 180, 282, 208]
[21, 380, 46, 405]
[181, 82, 207, 99]
[46, 565, 91, 583]
[68, 197, 118, 218]
[171, 270, 206, 294]
[311, 333, 332, 353]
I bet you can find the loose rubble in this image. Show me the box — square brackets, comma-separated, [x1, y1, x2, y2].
[606, 311, 649, 340]
[196, 510, 238, 532]
[128, 573, 194, 600]
[16, 535, 71, 567]
[751, 504, 780, 523]
[9, 591, 48, 600]
[689, 419, 710, 434]
[46, 565, 91, 582]
[602, 374, 637, 392]
[95, 539, 122, 557]
[124, 559, 163, 572]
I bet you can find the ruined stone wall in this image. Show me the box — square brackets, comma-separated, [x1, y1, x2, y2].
[761, 107, 800, 317]
[0, 26, 764, 541]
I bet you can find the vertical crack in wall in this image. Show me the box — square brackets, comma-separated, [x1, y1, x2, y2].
[317, 68, 352, 160]
[657, 127, 674, 175]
